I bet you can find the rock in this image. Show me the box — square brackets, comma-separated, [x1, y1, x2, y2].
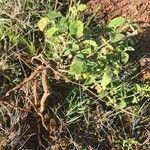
[140, 57, 150, 80]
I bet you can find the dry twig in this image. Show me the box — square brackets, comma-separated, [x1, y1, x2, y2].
[40, 68, 50, 113]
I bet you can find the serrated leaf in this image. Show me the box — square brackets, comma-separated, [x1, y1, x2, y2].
[121, 52, 129, 64]
[38, 17, 49, 31]
[109, 17, 125, 29]
[101, 71, 112, 89]
[69, 20, 84, 38]
[46, 27, 58, 38]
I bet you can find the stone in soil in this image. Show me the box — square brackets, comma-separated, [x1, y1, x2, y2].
[140, 57, 150, 80]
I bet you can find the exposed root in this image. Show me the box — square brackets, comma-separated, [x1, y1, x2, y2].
[5, 65, 47, 96]
[33, 78, 38, 106]
[40, 68, 50, 113]
[4, 62, 52, 114]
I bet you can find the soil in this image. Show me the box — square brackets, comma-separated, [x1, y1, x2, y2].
[87, 0, 150, 24]
[86, 0, 150, 80]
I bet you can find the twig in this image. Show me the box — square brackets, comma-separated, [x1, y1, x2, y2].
[40, 68, 50, 113]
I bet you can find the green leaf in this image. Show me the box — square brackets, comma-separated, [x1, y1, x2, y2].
[52, 51, 59, 58]
[59, 17, 68, 30]
[78, 4, 87, 11]
[124, 46, 135, 52]
[132, 96, 138, 104]
[113, 62, 122, 75]
[135, 84, 141, 92]
[81, 48, 92, 55]
[83, 40, 98, 47]
[46, 27, 58, 38]
[38, 17, 49, 31]
[69, 57, 85, 75]
[113, 68, 120, 75]
[75, 53, 85, 59]
[47, 11, 62, 19]
[69, 20, 84, 38]
[64, 49, 71, 56]
[121, 52, 129, 64]
[84, 74, 96, 85]
[101, 70, 112, 89]
[66, 116, 80, 124]
[71, 43, 79, 51]
[87, 61, 97, 67]
[108, 17, 125, 29]
[0, 22, 4, 38]
[119, 100, 127, 108]
[110, 33, 125, 43]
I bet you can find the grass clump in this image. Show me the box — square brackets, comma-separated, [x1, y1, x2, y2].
[0, 0, 149, 149]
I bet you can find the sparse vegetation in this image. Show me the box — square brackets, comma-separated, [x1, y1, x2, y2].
[0, 0, 149, 150]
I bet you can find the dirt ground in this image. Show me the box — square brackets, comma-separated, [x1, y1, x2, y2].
[86, 0, 150, 52]
[86, 0, 150, 80]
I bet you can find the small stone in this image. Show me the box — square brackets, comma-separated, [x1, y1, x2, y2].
[140, 57, 150, 80]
